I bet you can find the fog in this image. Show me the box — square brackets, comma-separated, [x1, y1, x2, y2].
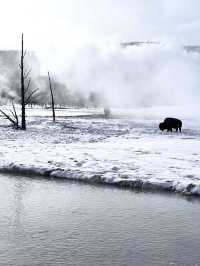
[59, 43, 200, 107]
[0, 0, 200, 108]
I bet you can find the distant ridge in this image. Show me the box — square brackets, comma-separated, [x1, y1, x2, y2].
[121, 41, 200, 53]
[121, 41, 159, 47]
[183, 45, 200, 53]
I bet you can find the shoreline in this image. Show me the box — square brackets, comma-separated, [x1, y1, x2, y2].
[1, 164, 200, 197]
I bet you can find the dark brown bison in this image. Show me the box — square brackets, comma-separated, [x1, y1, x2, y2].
[159, 117, 182, 132]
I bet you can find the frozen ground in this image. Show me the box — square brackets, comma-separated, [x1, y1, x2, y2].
[0, 105, 200, 196]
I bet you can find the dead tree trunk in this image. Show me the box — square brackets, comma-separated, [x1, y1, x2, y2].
[21, 34, 26, 130]
[0, 34, 38, 130]
[19, 34, 38, 129]
[48, 71, 56, 122]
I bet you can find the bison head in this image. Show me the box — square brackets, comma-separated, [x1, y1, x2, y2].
[159, 122, 165, 131]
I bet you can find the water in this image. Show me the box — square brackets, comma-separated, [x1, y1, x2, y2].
[0, 174, 200, 266]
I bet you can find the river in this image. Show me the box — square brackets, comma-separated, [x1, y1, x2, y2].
[0, 174, 200, 266]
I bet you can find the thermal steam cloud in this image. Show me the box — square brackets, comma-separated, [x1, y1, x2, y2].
[0, 43, 200, 108]
[62, 43, 200, 108]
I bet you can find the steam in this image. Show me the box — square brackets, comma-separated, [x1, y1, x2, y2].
[0, 1, 200, 108]
[55, 43, 200, 107]
[0, 43, 200, 108]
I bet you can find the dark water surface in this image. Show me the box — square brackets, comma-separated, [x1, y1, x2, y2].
[0, 174, 200, 266]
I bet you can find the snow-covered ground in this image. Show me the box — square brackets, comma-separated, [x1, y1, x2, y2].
[0, 105, 200, 196]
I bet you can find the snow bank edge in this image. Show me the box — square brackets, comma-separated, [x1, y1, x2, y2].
[0, 163, 200, 197]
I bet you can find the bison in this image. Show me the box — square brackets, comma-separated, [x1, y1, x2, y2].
[159, 117, 182, 132]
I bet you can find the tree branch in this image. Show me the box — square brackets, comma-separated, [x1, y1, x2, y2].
[23, 50, 27, 59]
[24, 68, 31, 80]
[0, 102, 20, 129]
[25, 79, 31, 94]
[0, 109, 16, 124]
[25, 88, 39, 105]
[12, 101, 19, 125]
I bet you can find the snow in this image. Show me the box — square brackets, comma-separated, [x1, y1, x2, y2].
[0, 105, 200, 196]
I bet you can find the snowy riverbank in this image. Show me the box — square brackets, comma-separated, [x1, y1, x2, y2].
[0, 105, 200, 196]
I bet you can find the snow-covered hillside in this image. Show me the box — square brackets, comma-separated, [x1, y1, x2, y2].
[0, 105, 200, 196]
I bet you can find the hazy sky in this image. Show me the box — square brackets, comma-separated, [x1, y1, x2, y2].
[0, 0, 200, 50]
[1, 0, 200, 107]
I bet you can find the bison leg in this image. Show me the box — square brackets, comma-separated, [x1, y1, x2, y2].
[176, 128, 178, 132]
[179, 127, 181, 132]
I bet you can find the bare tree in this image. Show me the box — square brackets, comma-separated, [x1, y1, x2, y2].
[0, 34, 38, 129]
[0, 101, 19, 129]
[48, 71, 56, 122]
[20, 34, 38, 129]
[20, 33, 26, 129]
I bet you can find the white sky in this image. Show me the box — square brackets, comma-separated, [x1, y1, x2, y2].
[0, 0, 200, 50]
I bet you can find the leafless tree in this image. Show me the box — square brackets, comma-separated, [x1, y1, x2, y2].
[48, 71, 56, 122]
[0, 34, 38, 129]
[20, 34, 38, 129]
